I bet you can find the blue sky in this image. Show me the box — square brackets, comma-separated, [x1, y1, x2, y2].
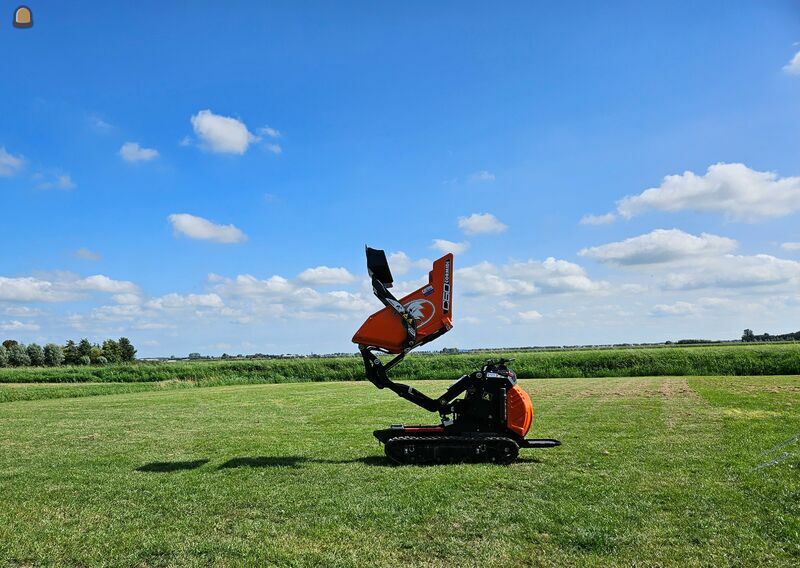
[2, 1, 800, 356]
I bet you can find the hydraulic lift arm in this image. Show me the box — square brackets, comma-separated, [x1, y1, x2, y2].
[359, 346, 479, 414]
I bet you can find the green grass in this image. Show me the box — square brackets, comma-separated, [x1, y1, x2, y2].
[1, 376, 797, 566]
[2, 342, 800, 385]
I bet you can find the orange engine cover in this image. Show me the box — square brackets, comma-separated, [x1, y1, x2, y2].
[352, 254, 453, 353]
[506, 384, 534, 437]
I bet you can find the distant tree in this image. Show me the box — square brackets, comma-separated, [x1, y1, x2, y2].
[0, 345, 7, 367]
[26, 343, 44, 366]
[96, 356, 108, 365]
[742, 329, 755, 342]
[2, 339, 18, 349]
[102, 339, 121, 363]
[188, 352, 202, 359]
[78, 338, 93, 359]
[118, 337, 136, 362]
[89, 346, 103, 364]
[63, 340, 80, 365]
[8, 344, 31, 367]
[43, 344, 65, 367]
[79, 355, 91, 366]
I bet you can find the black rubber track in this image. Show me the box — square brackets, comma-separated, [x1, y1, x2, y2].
[384, 435, 520, 465]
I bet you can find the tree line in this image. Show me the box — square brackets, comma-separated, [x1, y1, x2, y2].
[742, 329, 800, 343]
[0, 337, 136, 368]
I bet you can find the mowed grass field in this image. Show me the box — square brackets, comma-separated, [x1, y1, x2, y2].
[1, 376, 798, 567]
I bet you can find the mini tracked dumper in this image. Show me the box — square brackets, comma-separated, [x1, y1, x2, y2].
[353, 247, 560, 465]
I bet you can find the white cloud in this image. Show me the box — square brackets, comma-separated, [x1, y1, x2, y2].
[0, 320, 40, 332]
[0, 277, 73, 302]
[190, 109, 259, 154]
[88, 114, 113, 132]
[783, 51, 800, 75]
[36, 174, 76, 190]
[458, 262, 531, 297]
[2, 306, 42, 317]
[0, 147, 24, 176]
[387, 252, 431, 275]
[215, 274, 294, 297]
[650, 301, 696, 317]
[148, 293, 225, 310]
[0, 274, 136, 302]
[431, 239, 470, 255]
[663, 254, 800, 290]
[297, 266, 356, 285]
[504, 258, 608, 294]
[458, 213, 508, 235]
[112, 293, 142, 305]
[458, 256, 608, 299]
[119, 142, 159, 162]
[616, 163, 800, 222]
[74, 248, 102, 261]
[579, 229, 738, 265]
[78, 275, 139, 294]
[781, 242, 800, 251]
[580, 213, 616, 226]
[470, 170, 496, 182]
[260, 126, 281, 138]
[168, 213, 247, 244]
[264, 143, 282, 155]
[518, 310, 543, 321]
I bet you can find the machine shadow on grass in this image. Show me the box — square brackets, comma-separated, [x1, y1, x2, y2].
[136, 455, 542, 472]
[135, 459, 210, 472]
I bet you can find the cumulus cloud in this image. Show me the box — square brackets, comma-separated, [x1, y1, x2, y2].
[0, 277, 73, 302]
[783, 51, 800, 75]
[0, 147, 24, 176]
[215, 274, 294, 297]
[0, 320, 40, 332]
[190, 109, 259, 154]
[650, 301, 697, 317]
[77, 275, 139, 294]
[297, 266, 356, 285]
[458, 262, 534, 297]
[470, 170, 496, 182]
[663, 254, 800, 290]
[259, 126, 281, 138]
[112, 293, 142, 305]
[781, 242, 800, 251]
[504, 258, 608, 294]
[88, 114, 113, 132]
[209, 271, 372, 319]
[579, 229, 738, 265]
[616, 163, 800, 222]
[2, 306, 42, 317]
[458, 213, 508, 235]
[387, 252, 431, 275]
[431, 239, 470, 255]
[148, 293, 224, 310]
[457, 257, 605, 297]
[119, 142, 159, 162]
[36, 174, 75, 190]
[74, 248, 102, 261]
[0, 274, 138, 302]
[580, 213, 616, 226]
[518, 310, 543, 321]
[168, 213, 247, 244]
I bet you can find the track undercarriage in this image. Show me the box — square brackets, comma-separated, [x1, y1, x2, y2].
[375, 426, 561, 465]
